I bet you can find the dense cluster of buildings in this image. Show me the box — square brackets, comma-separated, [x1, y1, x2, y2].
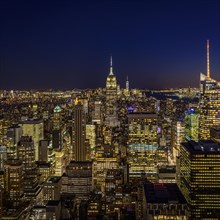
[0, 43, 219, 219]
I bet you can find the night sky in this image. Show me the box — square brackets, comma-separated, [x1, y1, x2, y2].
[0, 0, 220, 90]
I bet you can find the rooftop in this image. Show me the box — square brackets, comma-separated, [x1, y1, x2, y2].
[46, 176, 61, 183]
[144, 183, 186, 204]
[182, 140, 220, 154]
[46, 200, 60, 206]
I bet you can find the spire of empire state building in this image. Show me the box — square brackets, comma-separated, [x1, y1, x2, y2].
[110, 56, 113, 75]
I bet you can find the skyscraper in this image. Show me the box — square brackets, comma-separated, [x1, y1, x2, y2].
[126, 76, 129, 91]
[184, 108, 199, 141]
[17, 136, 35, 170]
[20, 119, 44, 161]
[4, 159, 24, 208]
[127, 112, 158, 181]
[199, 40, 220, 140]
[73, 100, 86, 161]
[178, 140, 220, 219]
[106, 56, 117, 116]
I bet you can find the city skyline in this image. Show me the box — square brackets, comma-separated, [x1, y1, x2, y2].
[1, 0, 220, 90]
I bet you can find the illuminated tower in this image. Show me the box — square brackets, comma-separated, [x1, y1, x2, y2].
[17, 136, 35, 170]
[73, 100, 86, 161]
[127, 112, 158, 182]
[17, 136, 41, 202]
[4, 159, 24, 208]
[20, 119, 44, 161]
[52, 106, 62, 150]
[199, 40, 220, 140]
[53, 105, 62, 130]
[171, 120, 185, 162]
[126, 76, 129, 91]
[184, 108, 199, 141]
[106, 56, 117, 116]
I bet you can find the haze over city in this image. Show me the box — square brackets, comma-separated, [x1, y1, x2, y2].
[1, 0, 220, 90]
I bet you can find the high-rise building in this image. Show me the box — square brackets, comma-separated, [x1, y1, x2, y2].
[184, 108, 199, 141]
[43, 176, 61, 203]
[86, 124, 96, 159]
[171, 120, 185, 162]
[6, 125, 22, 157]
[143, 183, 187, 219]
[127, 112, 158, 181]
[105, 56, 117, 116]
[92, 100, 102, 124]
[126, 76, 129, 91]
[17, 136, 41, 202]
[53, 105, 62, 130]
[0, 117, 10, 146]
[93, 145, 118, 192]
[178, 140, 220, 219]
[62, 161, 92, 203]
[52, 106, 63, 150]
[20, 119, 44, 161]
[38, 140, 49, 163]
[4, 159, 24, 208]
[17, 136, 35, 170]
[73, 100, 86, 161]
[0, 146, 7, 171]
[199, 40, 220, 140]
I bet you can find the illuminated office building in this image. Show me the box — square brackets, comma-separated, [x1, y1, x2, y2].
[0, 117, 10, 146]
[210, 126, 220, 143]
[199, 40, 220, 140]
[93, 145, 118, 192]
[127, 112, 158, 181]
[43, 176, 61, 203]
[54, 151, 65, 176]
[52, 106, 63, 150]
[0, 146, 7, 171]
[143, 183, 187, 220]
[38, 140, 49, 163]
[20, 119, 44, 161]
[104, 168, 124, 217]
[73, 100, 86, 161]
[86, 124, 96, 159]
[171, 120, 185, 162]
[17, 136, 35, 170]
[92, 100, 102, 124]
[17, 136, 41, 202]
[36, 162, 53, 182]
[6, 125, 22, 157]
[62, 161, 92, 202]
[4, 159, 24, 208]
[184, 108, 199, 141]
[178, 140, 220, 219]
[53, 105, 62, 130]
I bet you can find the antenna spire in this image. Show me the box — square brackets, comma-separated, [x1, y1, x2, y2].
[207, 40, 210, 79]
[110, 55, 113, 75]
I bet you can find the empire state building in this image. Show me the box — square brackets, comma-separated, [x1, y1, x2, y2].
[106, 56, 117, 115]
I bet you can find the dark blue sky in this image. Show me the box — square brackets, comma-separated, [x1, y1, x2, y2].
[0, 0, 220, 90]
